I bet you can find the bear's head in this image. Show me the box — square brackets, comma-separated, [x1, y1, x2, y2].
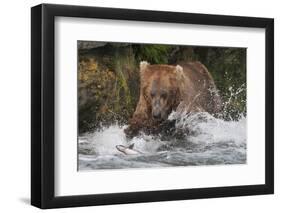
[139, 61, 184, 121]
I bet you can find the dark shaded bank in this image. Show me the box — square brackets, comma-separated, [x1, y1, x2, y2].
[78, 41, 246, 134]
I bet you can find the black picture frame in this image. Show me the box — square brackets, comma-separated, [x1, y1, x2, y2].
[31, 3, 274, 209]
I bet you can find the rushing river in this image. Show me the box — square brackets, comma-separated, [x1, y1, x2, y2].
[78, 112, 246, 170]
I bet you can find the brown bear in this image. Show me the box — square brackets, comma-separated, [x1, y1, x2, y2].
[124, 61, 222, 138]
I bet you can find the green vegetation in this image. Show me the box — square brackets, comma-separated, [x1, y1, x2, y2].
[132, 44, 172, 64]
[78, 42, 246, 133]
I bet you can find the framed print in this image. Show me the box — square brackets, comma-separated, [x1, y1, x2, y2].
[31, 3, 274, 209]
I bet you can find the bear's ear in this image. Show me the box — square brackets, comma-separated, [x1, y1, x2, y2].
[175, 65, 183, 77]
[175, 65, 183, 74]
[175, 65, 184, 81]
[140, 61, 149, 80]
[140, 61, 149, 72]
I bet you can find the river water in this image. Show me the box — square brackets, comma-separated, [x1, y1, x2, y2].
[78, 112, 246, 170]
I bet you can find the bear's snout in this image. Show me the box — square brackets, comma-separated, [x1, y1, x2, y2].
[152, 111, 161, 120]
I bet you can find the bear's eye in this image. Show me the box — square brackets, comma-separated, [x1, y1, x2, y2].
[160, 91, 168, 99]
[150, 91, 156, 97]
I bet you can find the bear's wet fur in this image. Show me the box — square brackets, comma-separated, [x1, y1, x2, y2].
[124, 61, 222, 138]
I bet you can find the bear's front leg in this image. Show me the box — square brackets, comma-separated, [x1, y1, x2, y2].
[124, 116, 153, 138]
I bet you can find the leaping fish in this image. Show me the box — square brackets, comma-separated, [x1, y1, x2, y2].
[116, 143, 142, 155]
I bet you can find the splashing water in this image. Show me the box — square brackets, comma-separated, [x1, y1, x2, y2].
[78, 112, 246, 170]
